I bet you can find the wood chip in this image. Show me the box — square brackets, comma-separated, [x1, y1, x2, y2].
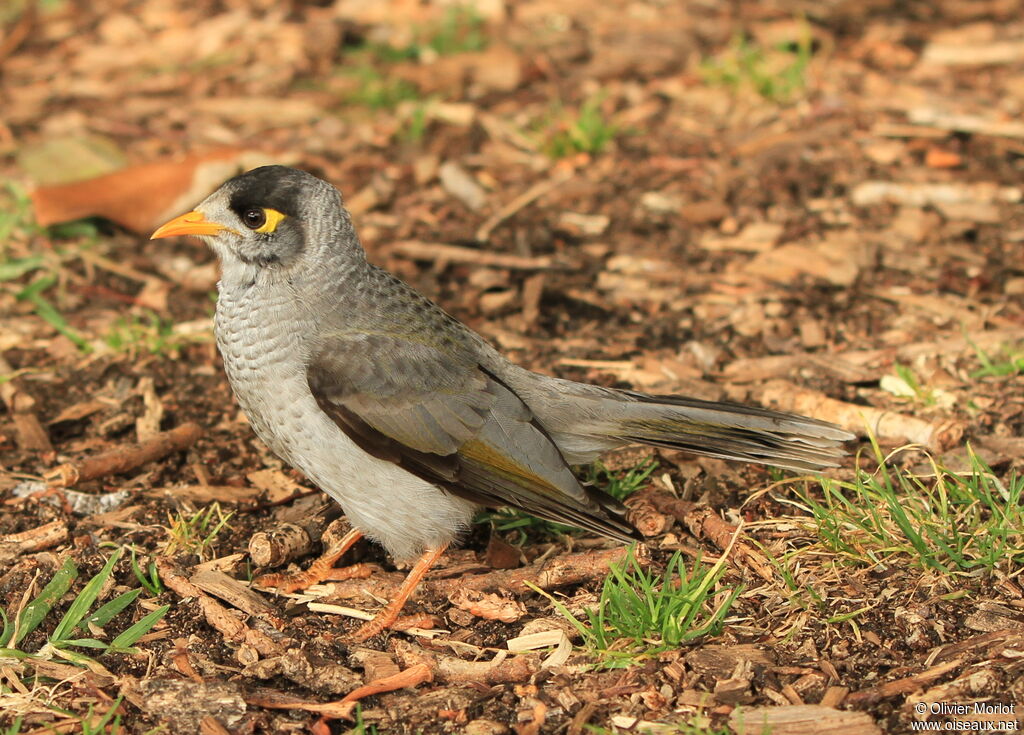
[448, 588, 526, 623]
[0, 355, 52, 452]
[730, 704, 882, 735]
[189, 569, 281, 623]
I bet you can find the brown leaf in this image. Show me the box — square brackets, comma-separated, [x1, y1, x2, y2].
[30, 149, 293, 233]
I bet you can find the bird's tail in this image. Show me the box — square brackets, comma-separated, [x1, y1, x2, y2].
[525, 376, 854, 472]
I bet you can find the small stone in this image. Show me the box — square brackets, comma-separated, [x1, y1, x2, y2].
[440, 162, 487, 211]
[640, 190, 683, 214]
[680, 200, 729, 225]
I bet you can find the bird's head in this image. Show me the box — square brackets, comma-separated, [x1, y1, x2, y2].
[151, 165, 356, 272]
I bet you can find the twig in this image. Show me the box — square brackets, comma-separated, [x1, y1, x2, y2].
[430, 545, 647, 596]
[249, 522, 316, 568]
[753, 380, 965, 451]
[623, 492, 672, 537]
[722, 328, 1024, 383]
[0, 0, 35, 65]
[391, 638, 537, 685]
[908, 107, 1024, 139]
[475, 169, 572, 242]
[844, 659, 963, 706]
[0, 520, 68, 563]
[388, 240, 574, 271]
[246, 667, 430, 723]
[46, 422, 202, 487]
[639, 488, 774, 582]
[335, 663, 433, 716]
[307, 547, 648, 619]
[925, 629, 1020, 665]
[189, 569, 285, 628]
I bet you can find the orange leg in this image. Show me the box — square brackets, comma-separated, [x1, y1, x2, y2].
[346, 545, 448, 642]
[258, 527, 364, 594]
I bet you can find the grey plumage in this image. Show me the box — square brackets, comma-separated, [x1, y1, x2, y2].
[153, 165, 854, 560]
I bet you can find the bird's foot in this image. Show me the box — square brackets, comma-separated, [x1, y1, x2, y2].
[257, 525, 364, 594]
[344, 545, 447, 642]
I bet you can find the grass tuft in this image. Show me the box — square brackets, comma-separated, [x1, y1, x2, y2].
[585, 457, 658, 502]
[969, 339, 1024, 379]
[701, 26, 813, 102]
[793, 441, 1023, 574]
[341, 65, 421, 110]
[163, 502, 234, 560]
[361, 6, 487, 63]
[537, 548, 740, 666]
[542, 95, 620, 159]
[0, 548, 168, 666]
[104, 310, 189, 357]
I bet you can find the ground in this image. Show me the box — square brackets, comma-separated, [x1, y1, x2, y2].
[1, 1, 1023, 734]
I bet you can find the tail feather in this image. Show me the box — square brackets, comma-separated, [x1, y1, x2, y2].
[605, 391, 853, 471]
[513, 370, 854, 471]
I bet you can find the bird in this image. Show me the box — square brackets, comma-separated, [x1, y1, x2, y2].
[152, 165, 853, 640]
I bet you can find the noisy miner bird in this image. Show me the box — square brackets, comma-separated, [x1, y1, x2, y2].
[152, 165, 853, 640]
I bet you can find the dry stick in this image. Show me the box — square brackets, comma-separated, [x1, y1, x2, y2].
[0, 0, 35, 65]
[475, 169, 573, 243]
[844, 659, 963, 707]
[723, 328, 1024, 383]
[388, 240, 572, 271]
[199, 716, 232, 735]
[244, 665, 430, 722]
[249, 522, 316, 568]
[334, 663, 433, 716]
[753, 380, 965, 451]
[429, 545, 648, 596]
[45, 422, 202, 487]
[243, 664, 432, 721]
[251, 515, 348, 573]
[391, 638, 537, 685]
[0, 520, 68, 563]
[639, 488, 774, 582]
[0, 356, 53, 453]
[925, 628, 1020, 665]
[257, 524, 366, 592]
[623, 492, 672, 537]
[311, 547, 646, 614]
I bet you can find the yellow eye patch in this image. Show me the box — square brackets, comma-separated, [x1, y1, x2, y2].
[254, 208, 287, 233]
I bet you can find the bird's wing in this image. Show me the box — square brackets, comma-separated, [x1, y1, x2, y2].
[306, 330, 638, 541]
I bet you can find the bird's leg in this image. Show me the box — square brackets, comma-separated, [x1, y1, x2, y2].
[346, 545, 448, 642]
[257, 525, 365, 594]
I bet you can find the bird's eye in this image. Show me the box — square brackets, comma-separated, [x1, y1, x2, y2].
[242, 208, 266, 230]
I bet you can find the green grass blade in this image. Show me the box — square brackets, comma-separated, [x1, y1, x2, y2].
[0, 255, 44, 281]
[106, 605, 169, 652]
[15, 557, 78, 646]
[51, 548, 122, 642]
[80, 588, 141, 629]
[16, 275, 92, 352]
[0, 605, 11, 647]
[56, 637, 109, 649]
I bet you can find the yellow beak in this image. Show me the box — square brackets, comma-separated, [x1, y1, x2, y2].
[151, 210, 226, 239]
